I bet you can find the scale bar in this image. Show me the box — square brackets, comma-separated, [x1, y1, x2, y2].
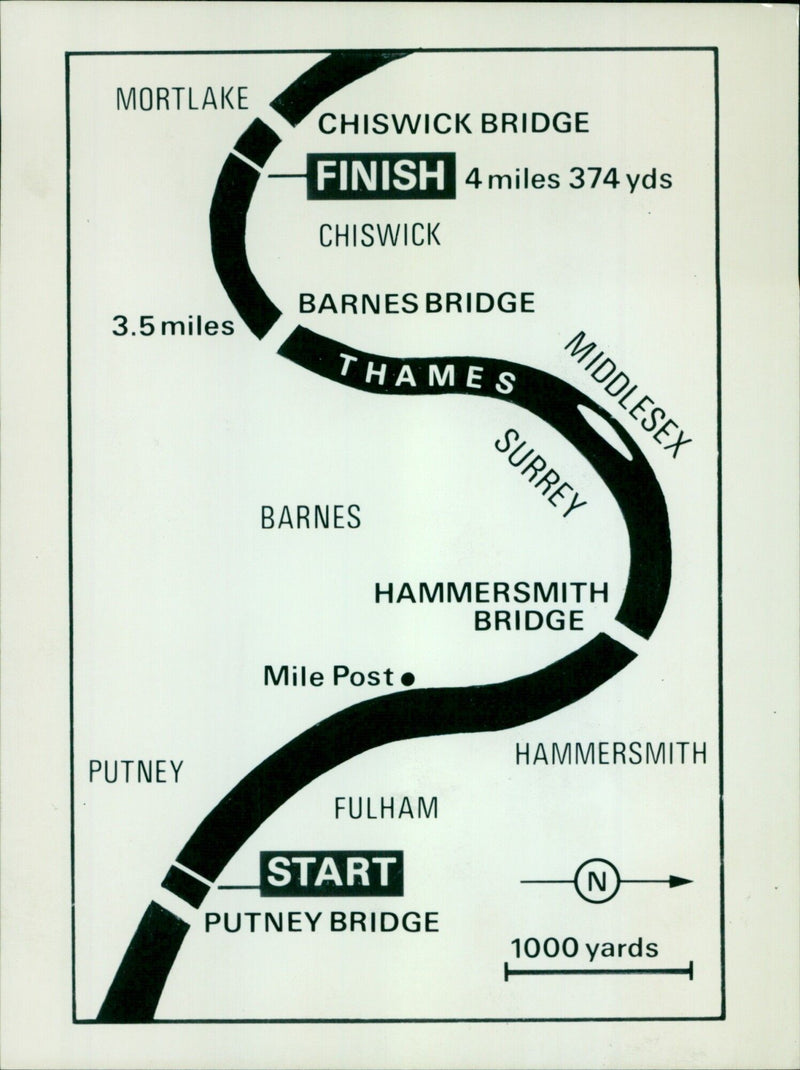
[505, 961, 694, 981]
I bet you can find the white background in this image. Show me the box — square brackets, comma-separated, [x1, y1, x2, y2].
[1, 3, 798, 1068]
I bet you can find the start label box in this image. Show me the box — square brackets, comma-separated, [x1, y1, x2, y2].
[260, 851, 405, 896]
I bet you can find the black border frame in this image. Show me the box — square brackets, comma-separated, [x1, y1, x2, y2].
[66, 46, 724, 1025]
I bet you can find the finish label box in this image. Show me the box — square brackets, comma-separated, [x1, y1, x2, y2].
[306, 152, 457, 199]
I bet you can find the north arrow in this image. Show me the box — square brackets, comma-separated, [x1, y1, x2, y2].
[519, 868, 693, 885]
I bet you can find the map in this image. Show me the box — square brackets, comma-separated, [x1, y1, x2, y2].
[68, 45, 722, 1024]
